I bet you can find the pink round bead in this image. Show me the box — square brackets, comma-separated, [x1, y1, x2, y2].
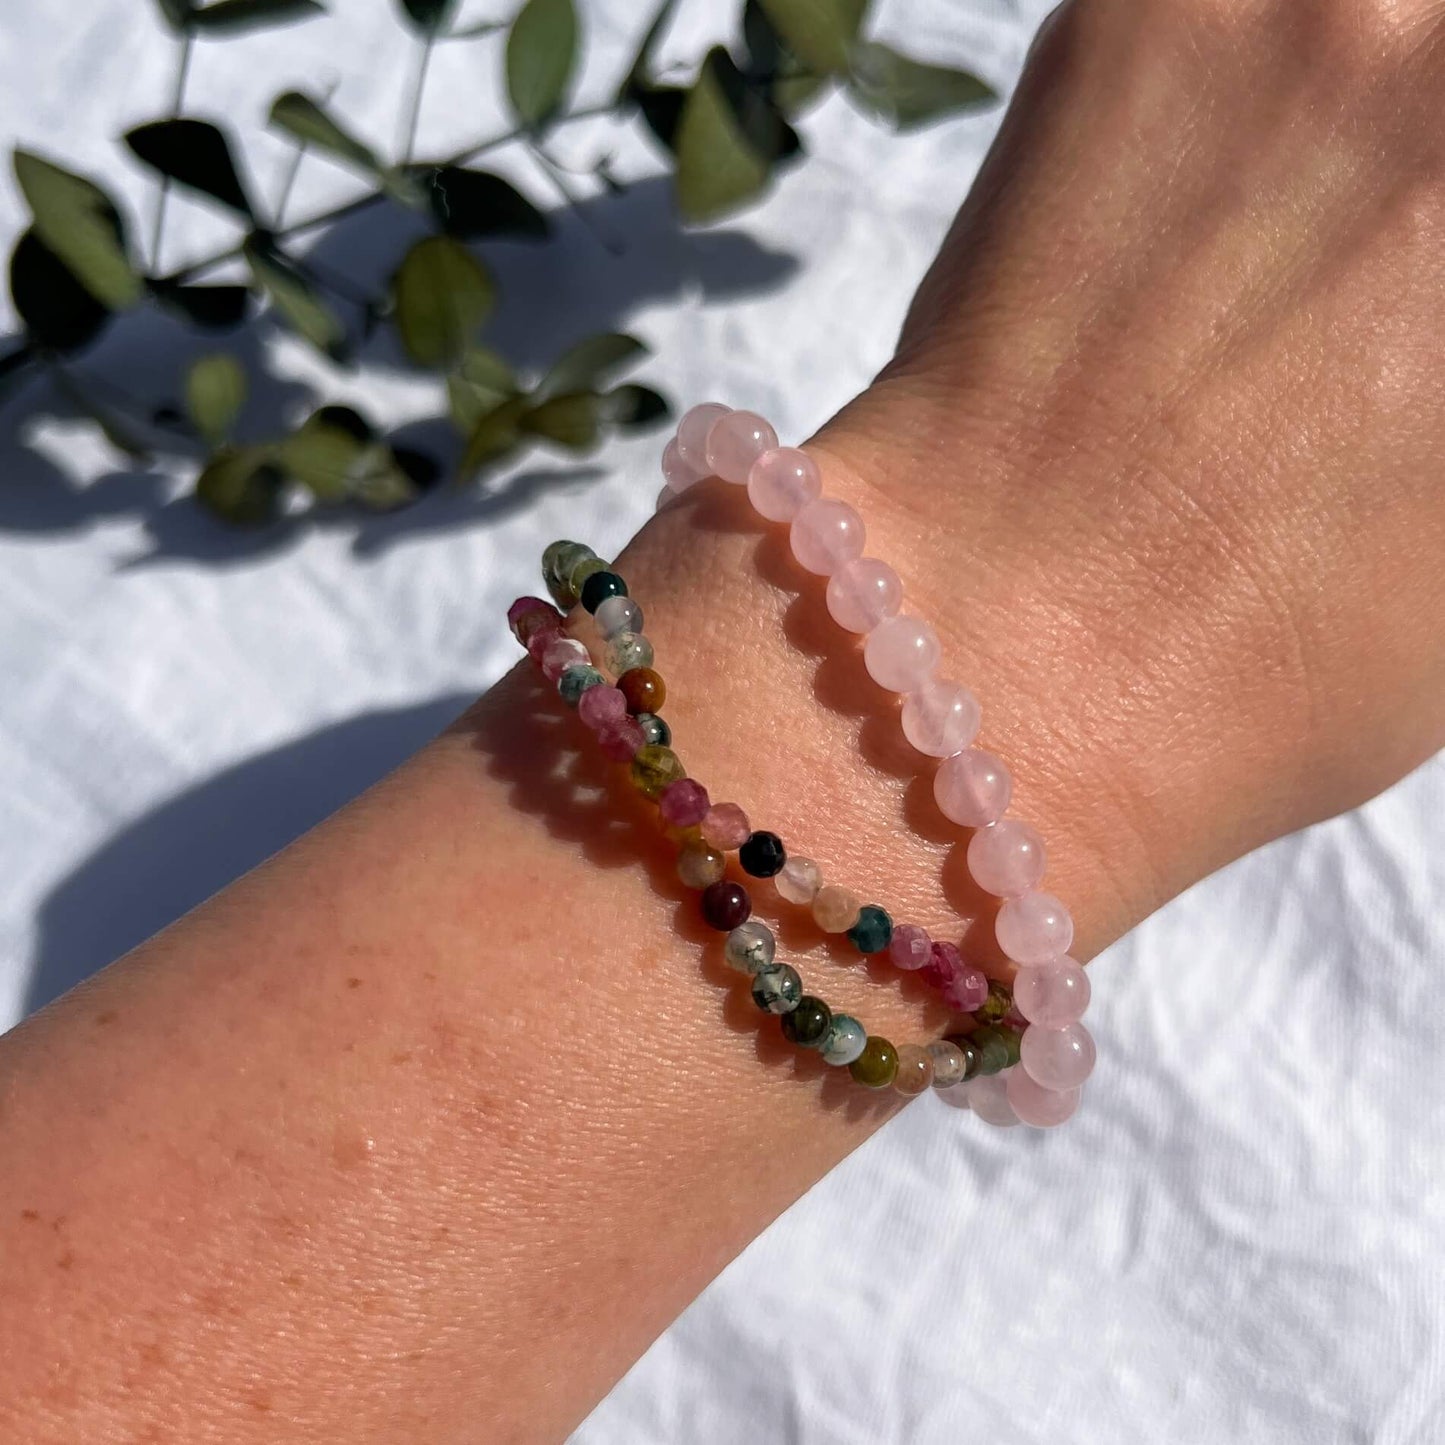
[705, 409, 778, 484]
[541, 636, 591, 682]
[1013, 958, 1091, 1026]
[1006, 1068, 1081, 1128]
[508, 595, 554, 633]
[968, 1073, 1020, 1127]
[659, 778, 711, 828]
[576, 683, 627, 731]
[775, 855, 822, 905]
[746, 447, 821, 522]
[525, 620, 563, 662]
[863, 615, 940, 693]
[700, 802, 751, 851]
[676, 402, 729, 472]
[942, 966, 989, 1012]
[598, 716, 646, 761]
[922, 940, 961, 987]
[1020, 1021, 1095, 1090]
[888, 923, 932, 971]
[826, 557, 903, 634]
[901, 679, 981, 758]
[661, 436, 703, 493]
[967, 819, 1047, 897]
[996, 890, 1074, 964]
[933, 748, 1012, 827]
[789, 497, 866, 576]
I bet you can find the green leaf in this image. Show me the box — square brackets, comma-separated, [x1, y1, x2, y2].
[756, 0, 868, 75]
[149, 279, 250, 328]
[390, 235, 494, 369]
[506, 0, 578, 130]
[155, 0, 195, 31]
[538, 333, 646, 399]
[521, 391, 601, 450]
[124, 119, 255, 219]
[446, 345, 519, 434]
[269, 91, 382, 177]
[350, 445, 420, 510]
[195, 445, 284, 525]
[185, 352, 247, 444]
[847, 42, 994, 130]
[190, 0, 326, 33]
[394, 0, 459, 33]
[603, 383, 669, 429]
[245, 239, 347, 358]
[8, 230, 114, 353]
[457, 394, 530, 481]
[422, 166, 549, 240]
[275, 408, 370, 500]
[742, 1, 827, 114]
[13, 150, 141, 309]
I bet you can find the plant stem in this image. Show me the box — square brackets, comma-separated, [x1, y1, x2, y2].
[400, 35, 435, 166]
[149, 29, 195, 274]
[274, 80, 339, 230]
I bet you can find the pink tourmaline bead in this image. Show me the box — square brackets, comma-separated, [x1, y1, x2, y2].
[1006, 1068, 1081, 1128]
[659, 778, 710, 828]
[598, 716, 645, 761]
[922, 940, 961, 987]
[901, 679, 981, 758]
[705, 410, 778, 484]
[541, 636, 590, 682]
[968, 1073, 1020, 1127]
[996, 890, 1074, 964]
[933, 748, 1012, 827]
[826, 557, 903, 634]
[1013, 957, 1091, 1026]
[863, 615, 940, 693]
[508, 595, 554, 633]
[662, 436, 703, 493]
[1020, 1021, 1095, 1090]
[747, 447, 821, 522]
[967, 819, 1047, 898]
[677, 402, 729, 471]
[888, 923, 931, 971]
[789, 497, 865, 576]
[525, 619, 563, 662]
[942, 966, 989, 1012]
[576, 683, 627, 732]
[700, 802, 751, 850]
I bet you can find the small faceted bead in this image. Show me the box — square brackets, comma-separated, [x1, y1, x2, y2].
[593, 594, 643, 639]
[934, 748, 1012, 827]
[922, 940, 961, 987]
[1021, 1021, 1096, 1090]
[580, 570, 628, 614]
[996, 890, 1075, 964]
[543, 540, 592, 593]
[825, 557, 903, 634]
[701, 879, 751, 931]
[605, 631, 655, 675]
[976, 981, 1014, 1025]
[577, 683, 627, 731]
[942, 967, 990, 1012]
[676, 402, 730, 472]
[541, 636, 591, 683]
[780, 994, 832, 1046]
[738, 830, 786, 878]
[598, 716, 645, 761]
[509, 594, 555, 634]
[888, 924, 932, 971]
[812, 885, 861, 934]
[747, 446, 821, 522]
[847, 905, 893, 955]
[558, 664, 606, 706]
[971, 1026, 1015, 1076]
[864, 615, 940, 694]
[927, 1039, 968, 1089]
[660, 779, 710, 829]
[634, 712, 671, 747]
[568, 556, 608, 597]
[630, 743, 685, 799]
[1013, 957, 1091, 1026]
[893, 1044, 935, 1096]
[723, 920, 776, 974]
[849, 1036, 898, 1089]
[1007, 1068, 1082, 1128]
[525, 622, 563, 663]
[819, 1014, 867, 1066]
[701, 802, 750, 851]
[945, 1034, 982, 1081]
[751, 963, 802, 1014]
[968, 1073, 1020, 1127]
[901, 680, 981, 758]
[618, 667, 666, 715]
[677, 838, 726, 889]
[775, 855, 822, 905]
[968, 820, 1047, 898]
[705, 409, 778, 484]
[789, 497, 866, 576]
[661, 436, 703, 493]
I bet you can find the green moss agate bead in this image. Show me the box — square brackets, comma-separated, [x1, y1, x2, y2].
[847, 904, 893, 955]
[970, 1025, 1019, 1076]
[819, 1014, 867, 1066]
[630, 743, 685, 799]
[780, 995, 832, 1047]
[605, 631, 655, 675]
[751, 963, 802, 1014]
[849, 1035, 899, 1089]
[558, 664, 606, 707]
[723, 920, 776, 974]
[635, 712, 670, 748]
[976, 981, 1014, 1024]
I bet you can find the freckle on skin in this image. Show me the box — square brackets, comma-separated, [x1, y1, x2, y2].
[20, 1208, 39, 1222]
[332, 1129, 375, 1171]
[346, 977, 363, 989]
[391, 1050, 413, 1065]
[95, 1010, 117, 1025]
[56, 1250, 73, 1270]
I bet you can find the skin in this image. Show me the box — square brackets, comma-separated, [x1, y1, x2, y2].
[4, 0, 1445, 1439]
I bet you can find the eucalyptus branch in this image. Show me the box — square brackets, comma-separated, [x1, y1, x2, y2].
[148, 29, 195, 273]
[400, 34, 435, 166]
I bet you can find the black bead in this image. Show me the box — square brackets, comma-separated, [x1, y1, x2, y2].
[738, 830, 786, 878]
[580, 570, 628, 614]
[780, 995, 832, 1048]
